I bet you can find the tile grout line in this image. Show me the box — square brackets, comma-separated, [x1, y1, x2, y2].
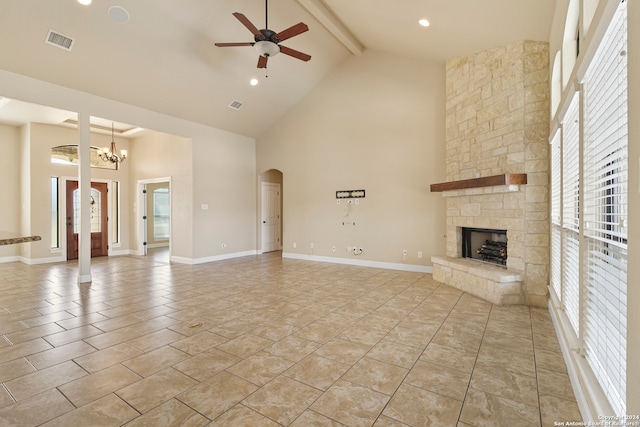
[1, 383, 17, 405]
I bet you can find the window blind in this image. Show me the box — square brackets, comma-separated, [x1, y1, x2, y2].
[550, 130, 563, 300]
[562, 93, 581, 336]
[582, 0, 627, 414]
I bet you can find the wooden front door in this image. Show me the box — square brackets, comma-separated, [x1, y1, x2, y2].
[66, 181, 109, 260]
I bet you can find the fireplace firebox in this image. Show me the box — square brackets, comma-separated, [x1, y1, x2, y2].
[461, 227, 507, 267]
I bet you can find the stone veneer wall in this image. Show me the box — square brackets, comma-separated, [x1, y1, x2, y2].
[440, 41, 550, 307]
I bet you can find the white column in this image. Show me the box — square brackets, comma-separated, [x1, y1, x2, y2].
[77, 113, 92, 283]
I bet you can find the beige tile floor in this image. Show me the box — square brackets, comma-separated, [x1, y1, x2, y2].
[0, 250, 583, 426]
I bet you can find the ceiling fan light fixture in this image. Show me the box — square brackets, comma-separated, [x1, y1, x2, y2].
[254, 40, 280, 57]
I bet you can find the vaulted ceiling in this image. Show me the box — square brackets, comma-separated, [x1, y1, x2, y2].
[0, 0, 555, 138]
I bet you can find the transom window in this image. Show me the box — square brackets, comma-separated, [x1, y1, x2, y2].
[51, 145, 118, 170]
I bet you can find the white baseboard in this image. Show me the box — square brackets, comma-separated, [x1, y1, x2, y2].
[109, 249, 134, 257]
[171, 250, 259, 265]
[2, 251, 132, 264]
[282, 252, 433, 273]
[2, 250, 433, 275]
[18, 255, 66, 265]
[147, 243, 169, 249]
[547, 288, 614, 421]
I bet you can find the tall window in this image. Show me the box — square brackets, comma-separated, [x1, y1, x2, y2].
[550, 0, 628, 414]
[51, 145, 118, 170]
[550, 131, 562, 300]
[561, 93, 581, 336]
[112, 181, 120, 244]
[153, 187, 170, 240]
[50, 177, 59, 249]
[582, 1, 627, 414]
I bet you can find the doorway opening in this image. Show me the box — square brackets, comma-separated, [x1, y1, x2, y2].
[137, 178, 171, 258]
[260, 169, 283, 253]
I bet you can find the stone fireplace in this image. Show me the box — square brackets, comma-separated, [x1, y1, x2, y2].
[431, 41, 550, 307]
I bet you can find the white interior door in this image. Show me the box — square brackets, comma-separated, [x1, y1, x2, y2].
[261, 182, 281, 253]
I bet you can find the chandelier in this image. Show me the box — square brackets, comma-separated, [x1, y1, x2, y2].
[98, 122, 127, 163]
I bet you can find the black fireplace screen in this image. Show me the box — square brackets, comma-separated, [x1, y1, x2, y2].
[461, 227, 507, 266]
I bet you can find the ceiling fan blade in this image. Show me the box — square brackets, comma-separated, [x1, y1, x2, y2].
[232, 12, 262, 37]
[257, 55, 268, 68]
[275, 22, 308, 42]
[214, 42, 254, 47]
[279, 45, 311, 62]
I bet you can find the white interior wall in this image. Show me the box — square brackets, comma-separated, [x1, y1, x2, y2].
[257, 50, 447, 269]
[0, 123, 21, 259]
[192, 130, 257, 260]
[128, 131, 191, 258]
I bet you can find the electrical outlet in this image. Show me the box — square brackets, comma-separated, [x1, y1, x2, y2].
[310, 243, 314, 249]
[293, 242, 297, 249]
[332, 246, 336, 252]
[418, 251, 423, 258]
[402, 249, 408, 256]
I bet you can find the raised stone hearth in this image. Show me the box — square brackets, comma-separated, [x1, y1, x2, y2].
[432, 256, 523, 305]
[431, 40, 550, 307]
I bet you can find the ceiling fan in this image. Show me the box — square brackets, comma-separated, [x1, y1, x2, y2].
[214, 0, 311, 69]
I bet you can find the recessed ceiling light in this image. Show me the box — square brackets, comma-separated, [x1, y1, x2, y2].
[77, 0, 92, 5]
[250, 78, 259, 86]
[108, 6, 130, 24]
[419, 18, 430, 27]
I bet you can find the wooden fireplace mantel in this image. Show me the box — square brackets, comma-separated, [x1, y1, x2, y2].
[430, 173, 527, 192]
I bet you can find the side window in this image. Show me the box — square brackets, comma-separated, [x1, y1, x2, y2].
[153, 188, 170, 240]
[51, 177, 59, 249]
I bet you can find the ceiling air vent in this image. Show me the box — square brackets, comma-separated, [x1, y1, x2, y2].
[45, 29, 74, 51]
[228, 100, 243, 110]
